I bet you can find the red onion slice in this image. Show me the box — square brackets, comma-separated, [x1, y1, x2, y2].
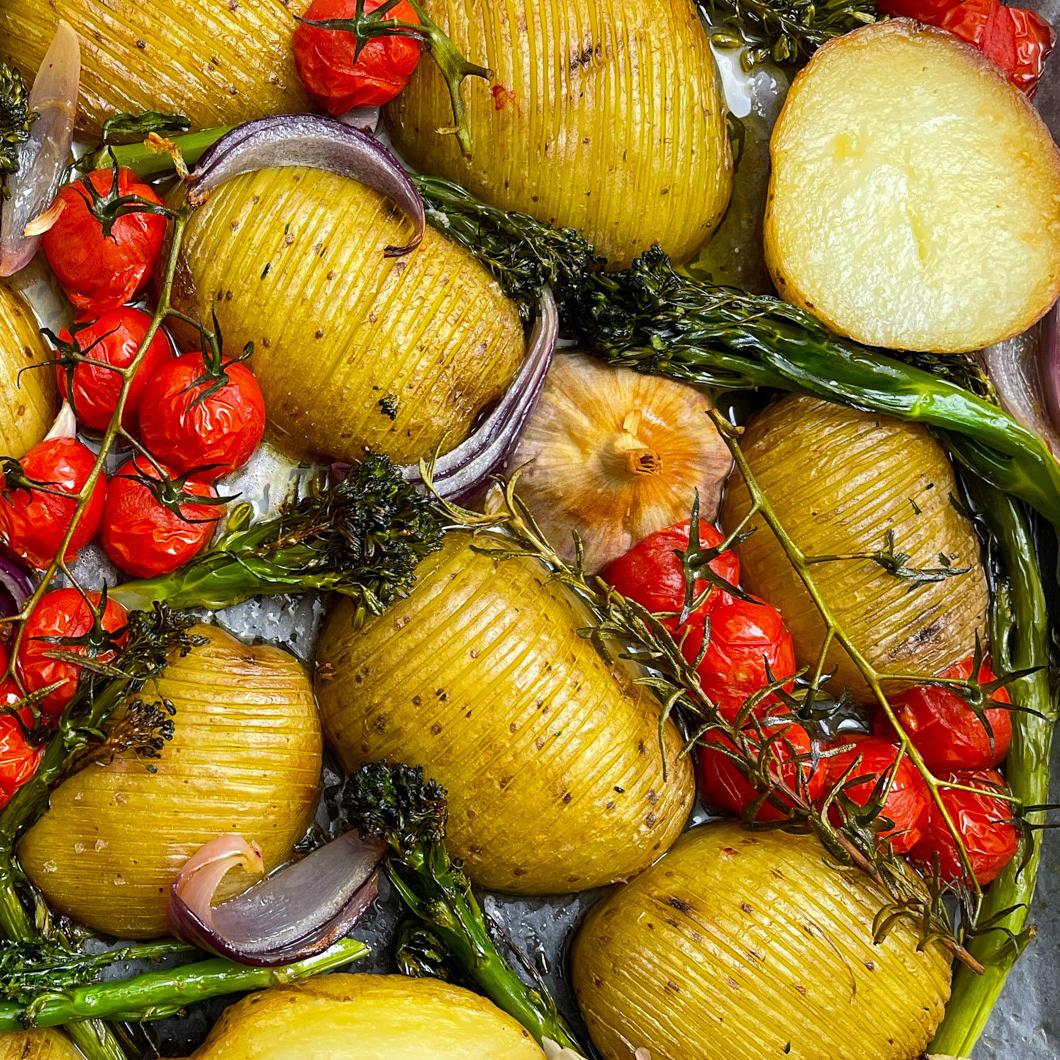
[185, 115, 423, 256]
[0, 21, 80, 277]
[401, 287, 558, 502]
[0, 544, 37, 619]
[1040, 301, 1059, 441]
[169, 831, 385, 967]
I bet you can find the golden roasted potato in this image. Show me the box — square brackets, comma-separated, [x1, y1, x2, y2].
[192, 974, 546, 1059]
[0, 282, 57, 457]
[174, 166, 525, 465]
[0, 1029, 83, 1060]
[19, 625, 322, 938]
[0, 0, 310, 136]
[387, 0, 732, 267]
[315, 535, 693, 893]
[721, 395, 989, 701]
[571, 823, 952, 1060]
[765, 19, 1060, 353]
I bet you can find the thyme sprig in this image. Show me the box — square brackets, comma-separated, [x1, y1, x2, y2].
[804, 527, 972, 585]
[0, 61, 33, 179]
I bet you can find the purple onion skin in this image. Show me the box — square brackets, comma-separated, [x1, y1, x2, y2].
[185, 115, 424, 256]
[1041, 302, 1060, 438]
[0, 545, 38, 619]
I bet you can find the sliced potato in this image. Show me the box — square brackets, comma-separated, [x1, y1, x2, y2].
[721, 395, 988, 701]
[387, 0, 732, 267]
[0, 0, 309, 136]
[765, 19, 1060, 352]
[0, 282, 57, 457]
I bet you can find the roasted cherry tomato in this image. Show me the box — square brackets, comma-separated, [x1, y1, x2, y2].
[601, 519, 740, 620]
[294, 0, 423, 113]
[911, 768, 1020, 885]
[102, 456, 223, 578]
[0, 644, 43, 807]
[18, 589, 129, 718]
[873, 656, 1012, 771]
[41, 167, 168, 316]
[53, 307, 173, 431]
[681, 594, 797, 722]
[697, 715, 826, 823]
[822, 734, 930, 854]
[138, 352, 266, 481]
[0, 434, 107, 569]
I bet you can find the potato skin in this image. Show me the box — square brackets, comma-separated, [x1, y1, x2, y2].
[387, 0, 732, 267]
[721, 395, 988, 700]
[571, 823, 952, 1060]
[0, 283, 57, 458]
[315, 536, 693, 893]
[175, 166, 525, 464]
[192, 974, 546, 1059]
[19, 625, 322, 938]
[0, 0, 310, 136]
[0, 1029, 83, 1060]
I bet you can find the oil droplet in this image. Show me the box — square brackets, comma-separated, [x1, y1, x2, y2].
[72, 790, 84, 802]
[73, 841, 85, 854]
[94, 839, 107, 852]
[42, 860, 57, 873]
[113, 791, 128, 805]
[112, 874, 126, 887]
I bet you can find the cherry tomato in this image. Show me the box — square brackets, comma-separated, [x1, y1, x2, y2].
[821, 734, 929, 853]
[102, 457, 223, 578]
[138, 352, 266, 481]
[18, 589, 129, 718]
[600, 519, 740, 622]
[0, 436, 107, 569]
[41, 168, 167, 316]
[53, 307, 173, 431]
[681, 594, 797, 722]
[911, 768, 1019, 886]
[697, 716, 826, 823]
[873, 656, 1012, 771]
[294, 0, 423, 113]
[0, 644, 43, 808]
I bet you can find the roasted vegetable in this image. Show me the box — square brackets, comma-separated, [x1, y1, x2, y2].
[0, 282, 56, 458]
[174, 166, 525, 464]
[571, 822, 952, 1060]
[0, 0, 310, 136]
[193, 974, 548, 1059]
[387, 0, 732, 267]
[765, 20, 1060, 352]
[18, 624, 322, 938]
[721, 395, 988, 699]
[0, 1029, 81, 1059]
[315, 535, 693, 893]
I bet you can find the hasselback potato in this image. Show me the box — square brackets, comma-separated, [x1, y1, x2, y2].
[0, 282, 57, 458]
[315, 535, 693, 893]
[0, 1030, 82, 1060]
[721, 395, 988, 699]
[571, 823, 952, 1060]
[192, 974, 546, 1059]
[174, 166, 525, 464]
[0, 0, 309, 136]
[19, 624, 322, 938]
[387, 0, 732, 267]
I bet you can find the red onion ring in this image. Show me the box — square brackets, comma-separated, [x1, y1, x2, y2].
[0, 21, 80, 276]
[168, 831, 385, 967]
[1039, 301, 1059, 441]
[184, 114, 424, 256]
[0, 544, 37, 619]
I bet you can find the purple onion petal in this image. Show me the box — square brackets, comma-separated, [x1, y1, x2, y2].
[185, 115, 424, 256]
[0, 544, 37, 619]
[1040, 301, 1060, 441]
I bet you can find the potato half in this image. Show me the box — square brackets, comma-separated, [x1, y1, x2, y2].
[175, 166, 525, 465]
[387, 0, 732, 267]
[19, 625, 322, 938]
[721, 395, 988, 701]
[192, 974, 545, 1059]
[315, 535, 693, 893]
[0, 282, 57, 458]
[571, 823, 952, 1060]
[0, 0, 309, 136]
[0, 1030, 82, 1060]
[765, 19, 1060, 352]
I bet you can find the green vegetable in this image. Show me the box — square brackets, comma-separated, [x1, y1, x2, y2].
[0, 60, 32, 176]
[338, 762, 584, 1053]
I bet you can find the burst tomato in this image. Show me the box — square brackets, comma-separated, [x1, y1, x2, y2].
[294, 0, 423, 113]
[138, 352, 266, 481]
[697, 716, 826, 823]
[18, 589, 129, 718]
[0, 644, 43, 807]
[911, 768, 1020, 886]
[0, 435, 107, 569]
[821, 734, 930, 854]
[873, 656, 1012, 771]
[41, 168, 167, 316]
[53, 307, 173, 431]
[102, 457, 223, 578]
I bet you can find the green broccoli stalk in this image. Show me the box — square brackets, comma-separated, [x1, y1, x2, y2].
[339, 763, 584, 1053]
